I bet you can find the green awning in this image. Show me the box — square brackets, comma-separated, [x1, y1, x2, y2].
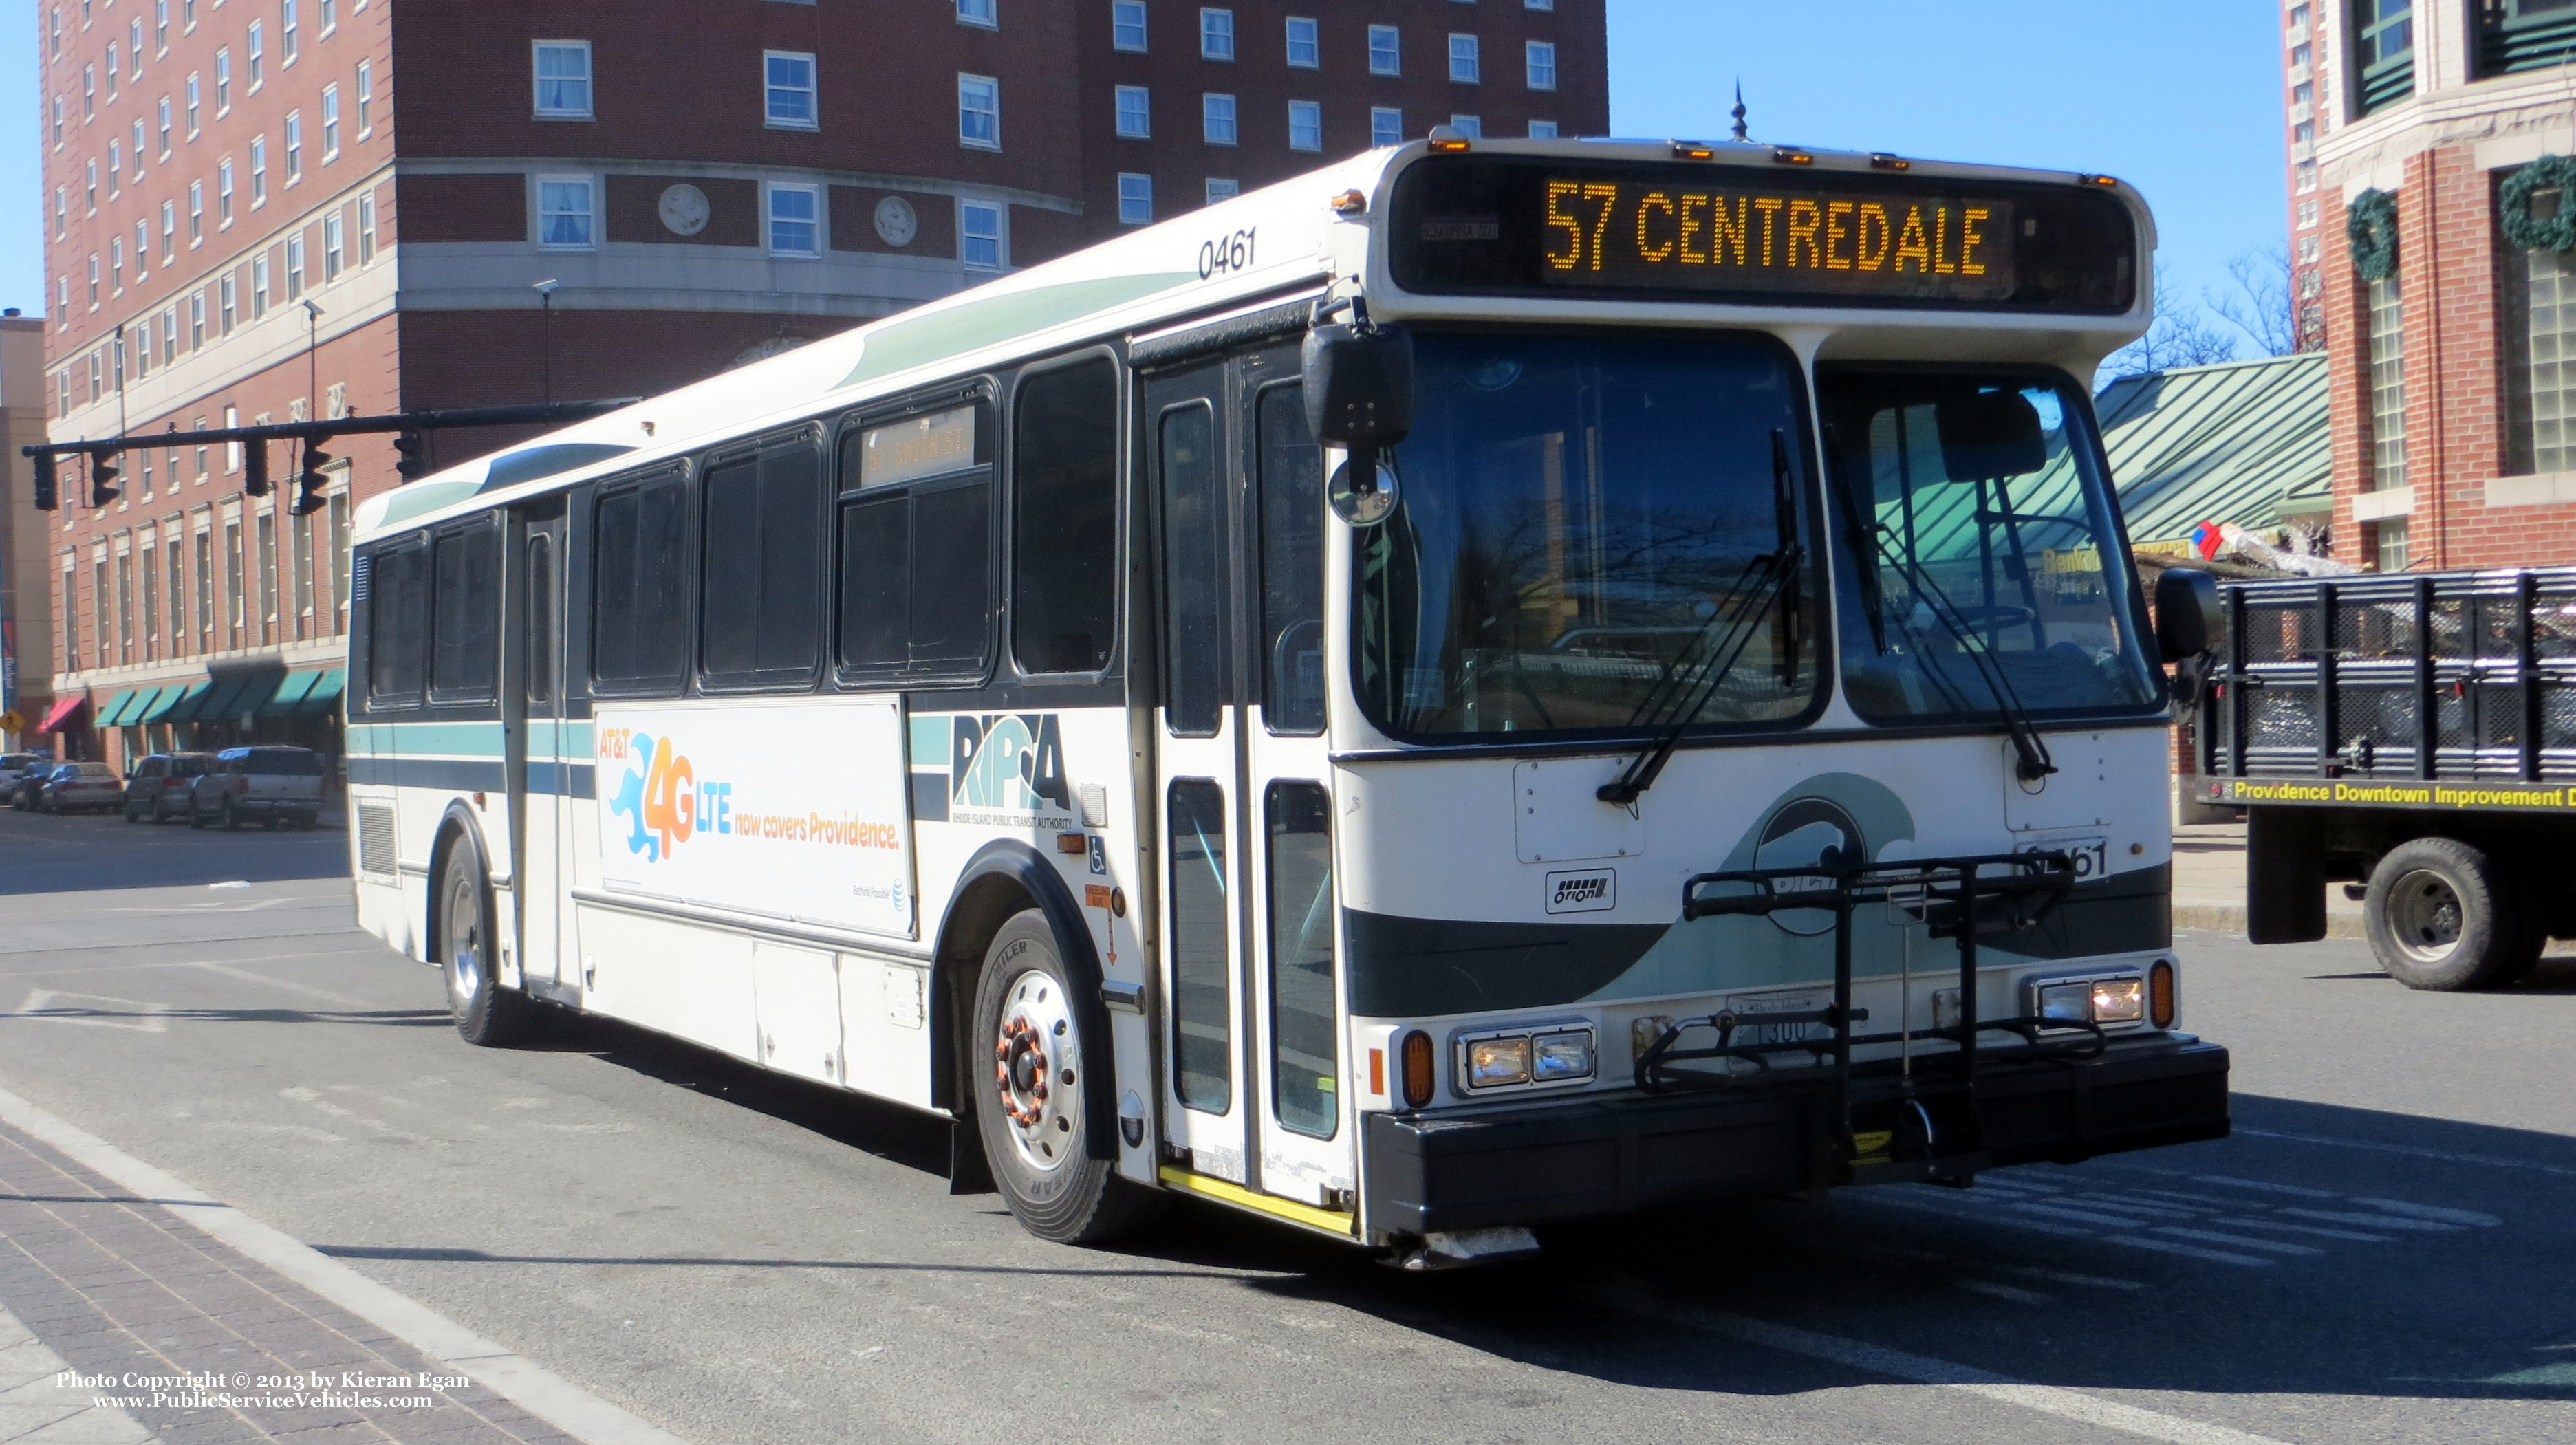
[292, 669, 347, 717]
[147, 681, 212, 723]
[193, 675, 257, 724]
[125, 686, 176, 724]
[256, 671, 321, 718]
[95, 689, 140, 727]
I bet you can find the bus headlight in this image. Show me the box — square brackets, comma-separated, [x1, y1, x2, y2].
[2037, 981, 2094, 1025]
[1531, 1029, 1595, 1082]
[2026, 969, 2147, 1029]
[2090, 977, 2145, 1024]
[1466, 1036, 1532, 1087]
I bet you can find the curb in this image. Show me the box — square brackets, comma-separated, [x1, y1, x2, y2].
[2172, 901, 2368, 940]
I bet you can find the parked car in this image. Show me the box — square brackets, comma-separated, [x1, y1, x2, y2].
[188, 746, 326, 829]
[38, 761, 123, 814]
[122, 752, 217, 824]
[0, 753, 47, 794]
[11, 762, 67, 810]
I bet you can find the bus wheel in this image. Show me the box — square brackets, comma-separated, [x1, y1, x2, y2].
[971, 909, 1162, 1246]
[440, 837, 530, 1046]
[2364, 838, 2539, 991]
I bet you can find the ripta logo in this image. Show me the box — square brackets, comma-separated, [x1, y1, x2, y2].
[1751, 796, 1864, 937]
[950, 714, 1071, 816]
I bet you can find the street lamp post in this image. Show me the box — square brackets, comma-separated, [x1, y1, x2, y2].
[533, 279, 561, 405]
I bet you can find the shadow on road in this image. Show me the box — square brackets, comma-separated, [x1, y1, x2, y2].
[0, 807, 348, 896]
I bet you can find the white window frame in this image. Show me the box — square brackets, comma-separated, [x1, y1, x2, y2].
[958, 72, 999, 149]
[283, 109, 301, 182]
[1288, 98, 1321, 151]
[1117, 171, 1152, 226]
[764, 50, 818, 130]
[323, 210, 342, 280]
[188, 178, 202, 243]
[1526, 39, 1555, 90]
[1116, 85, 1151, 138]
[248, 20, 264, 90]
[535, 172, 596, 251]
[959, 197, 1006, 270]
[1449, 113, 1481, 138]
[321, 82, 338, 159]
[1284, 15, 1317, 68]
[532, 39, 593, 120]
[215, 47, 230, 113]
[1528, 118, 1557, 139]
[185, 72, 198, 133]
[1112, 0, 1147, 52]
[1205, 177, 1240, 204]
[1202, 91, 1235, 145]
[1200, 6, 1233, 59]
[955, 0, 997, 29]
[766, 180, 821, 257]
[355, 60, 371, 135]
[249, 133, 267, 205]
[1448, 33, 1478, 84]
[156, 96, 170, 155]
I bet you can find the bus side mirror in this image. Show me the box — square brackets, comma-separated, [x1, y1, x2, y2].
[2154, 568, 2222, 661]
[1303, 322, 1414, 526]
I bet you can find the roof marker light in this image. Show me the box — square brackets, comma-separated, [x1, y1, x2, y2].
[1868, 152, 1910, 171]
[1772, 146, 1813, 166]
[2087, 174, 2120, 187]
[1671, 141, 1715, 161]
[1330, 188, 1367, 215]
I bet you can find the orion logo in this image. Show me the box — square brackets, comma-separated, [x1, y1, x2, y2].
[1751, 797, 1863, 937]
[950, 714, 1070, 814]
[1544, 868, 1617, 914]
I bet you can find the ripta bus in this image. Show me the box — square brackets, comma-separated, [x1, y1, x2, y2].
[344, 133, 2231, 1266]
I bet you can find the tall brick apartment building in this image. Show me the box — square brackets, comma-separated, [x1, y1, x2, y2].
[2295, 0, 2576, 573]
[32, 0, 1607, 766]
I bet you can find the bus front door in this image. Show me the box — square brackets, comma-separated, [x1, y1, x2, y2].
[506, 503, 570, 993]
[1146, 345, 1352, 1213]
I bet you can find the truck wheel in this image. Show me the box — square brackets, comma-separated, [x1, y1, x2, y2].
[970, 909, 1163, 1246]
[440, 836, 530, 1046]
[2364, 838, 2540, 991]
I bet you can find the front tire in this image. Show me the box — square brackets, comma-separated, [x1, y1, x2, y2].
[2364, 838, 2540, 991]
[970, 909, 1162, 1245]
[440, 836, 530, 1046]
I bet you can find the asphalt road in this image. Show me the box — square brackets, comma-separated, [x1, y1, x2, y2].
[2, 803, 2571, 1445]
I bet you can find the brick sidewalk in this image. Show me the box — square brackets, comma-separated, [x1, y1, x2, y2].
[0, 1118, 581, 1445]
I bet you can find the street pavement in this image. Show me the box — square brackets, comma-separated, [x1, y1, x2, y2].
[1, 804, 2570, 1445]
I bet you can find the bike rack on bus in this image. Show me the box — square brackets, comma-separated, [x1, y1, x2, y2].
[1635, 852, 2085, 1184]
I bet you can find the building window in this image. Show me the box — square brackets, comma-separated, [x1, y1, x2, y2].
[1118, 171, 1152, 226]
[356, 60, 371, 134]
[185, 72, 198, 133]
[358, 191, 375, 261]
[188, 178, 202, 241]
[131, 118, 147, 175]
[1526, 0, 1552, 9]
[538, 175, 594, 249]
[252, 252, 270, 317]
[1449, 33, 1479, 83]
[1113, 0, 1147, 51]
[324, 210, 341, 279]
[1368, 23, 1399, 74]
[1285, 15, 1317, 67]
[2368, 275, 2405, 491]
[219, 274, 235, 332]
[2373, 519, 2410, 572]
[284, 110, 301, 182]
[318, 0, 333, 36]
[108, 139, 122, 191]
[250, 134, 268, 204]
[86, 254, 98, 308]
[767, 182, 819, 255]
[321, 83, 338, 158]
[1116, 85, 1151, 138]
[958, 73, 999, 148]
[248, 20, 263, 89]
[157, 96, 170, 154]
[1201, 7, 1233, 58]
[85, 160, 96, 212]
[960, 199, 1004, 269]
[764, 51, 817, 129]
[2482, 0, 2576, 75]
[1288, 98, 1321, 151]
[1206, 177, 1239, 204]
[160, 198, 173, 257]
[1528, 118, 1557, 138]
[50, 96, 61, 148]
[2502, 217, 2576, 475]
[84, 64, 95, 119]
[1203, 91, 1235, 144]
[107, 42, 120, 97]
[215, 47, 229, 112]
[281, 0, 298, 63]
[957, 0, 995, 28]
[1526, 39, 1555, 89]
[1448, 113, 1481, 138]
[534, 40, 592, 118]
[2298, 197, 2319, 228]
[285, 234, 303, 297]
[2355, 0, 2413, 113]
[189, 290, 204, 347]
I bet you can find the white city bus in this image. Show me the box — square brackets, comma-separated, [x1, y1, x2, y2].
[345, 135, 2230, 1264]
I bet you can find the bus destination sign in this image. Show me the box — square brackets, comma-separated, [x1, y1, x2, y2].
[1389, 155, 2138, 315]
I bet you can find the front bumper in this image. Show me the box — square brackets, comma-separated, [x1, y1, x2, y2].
[1362, 1036, 2229, 1235]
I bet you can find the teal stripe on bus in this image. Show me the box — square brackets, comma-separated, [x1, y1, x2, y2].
[347, 720, 593, 759]
[908, 715, 949, 766]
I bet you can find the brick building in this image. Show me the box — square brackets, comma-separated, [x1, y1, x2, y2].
[35, 0, 1608, 768]
[2295, 0, 2576, 573]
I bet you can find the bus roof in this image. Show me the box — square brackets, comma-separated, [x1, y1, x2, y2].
[357, 137, 2153, 543]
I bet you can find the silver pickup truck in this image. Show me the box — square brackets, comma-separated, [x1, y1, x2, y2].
[188, 746, 327, 829]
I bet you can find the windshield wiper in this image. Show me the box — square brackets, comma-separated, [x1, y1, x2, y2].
[1868, 528, 2057, 783]
[1597, 431, 1803, 808]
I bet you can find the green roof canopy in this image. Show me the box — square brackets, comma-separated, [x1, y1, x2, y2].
[2094, 352, 2329, 549]
[292, 669, 347, 717]
[149, 681, 213, 723]
[95, 689, 140, 727]
[257, 670, 321, 717]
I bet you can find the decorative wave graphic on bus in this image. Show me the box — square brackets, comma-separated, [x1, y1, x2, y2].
[949, 713, 1071, 827]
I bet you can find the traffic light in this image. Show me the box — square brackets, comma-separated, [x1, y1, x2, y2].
[393, 429, 430, 479]
[32, 451, 58, 511]
[242, 437, 271, 497]
[89, 450, 121, 508]
[292, 437, 333, 515]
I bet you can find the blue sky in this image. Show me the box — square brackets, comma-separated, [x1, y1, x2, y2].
[0, 1, 2286, 323]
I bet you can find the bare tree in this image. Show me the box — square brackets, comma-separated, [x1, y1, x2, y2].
[2205, 246, 2296, 358]
[2097, 279, 2244, 384]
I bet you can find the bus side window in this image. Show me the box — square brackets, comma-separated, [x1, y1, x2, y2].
[1256, 383, 1325, 735]
[366, 539, 428, 708]
[700, 435, 824, 688]
[430, 518, 501, 703]
[592, 472, 691, 695]
[1160, 401, 1225, 736]
[525, 535, 552, 706]
[1011, 358, 1118, 675]
[834, 446, 993, 683]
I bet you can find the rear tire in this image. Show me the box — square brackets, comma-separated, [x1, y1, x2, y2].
[970, 909, 1164, 1246]
[221, 797, 241, 831]
[2363, 838, 2538, 991]
[440, 835, 530, 1047]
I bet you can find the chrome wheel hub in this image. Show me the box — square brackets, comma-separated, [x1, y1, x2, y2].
[992, 970, 1081, 1172]
[445, 871, 486, 1007]
[2388, 869, 2465, 964]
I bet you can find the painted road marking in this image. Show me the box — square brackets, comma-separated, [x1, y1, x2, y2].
[2191, 1174, 2338, 1198]
[2211, 1215, 2392, 1243]
[1956, 1279, 2051, 1305]
[2103, 1235, 2274, 1267]
[1601, 1281, 2297, 1445]
[2350, 1197, 2500, 1228]
[2234, 1127, 2576, 1182]
[2152, 1226, 2321, 1257]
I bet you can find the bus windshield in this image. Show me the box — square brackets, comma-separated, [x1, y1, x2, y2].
[1817, 369, 2161, 723]
[1354, 332, 1822, 741]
